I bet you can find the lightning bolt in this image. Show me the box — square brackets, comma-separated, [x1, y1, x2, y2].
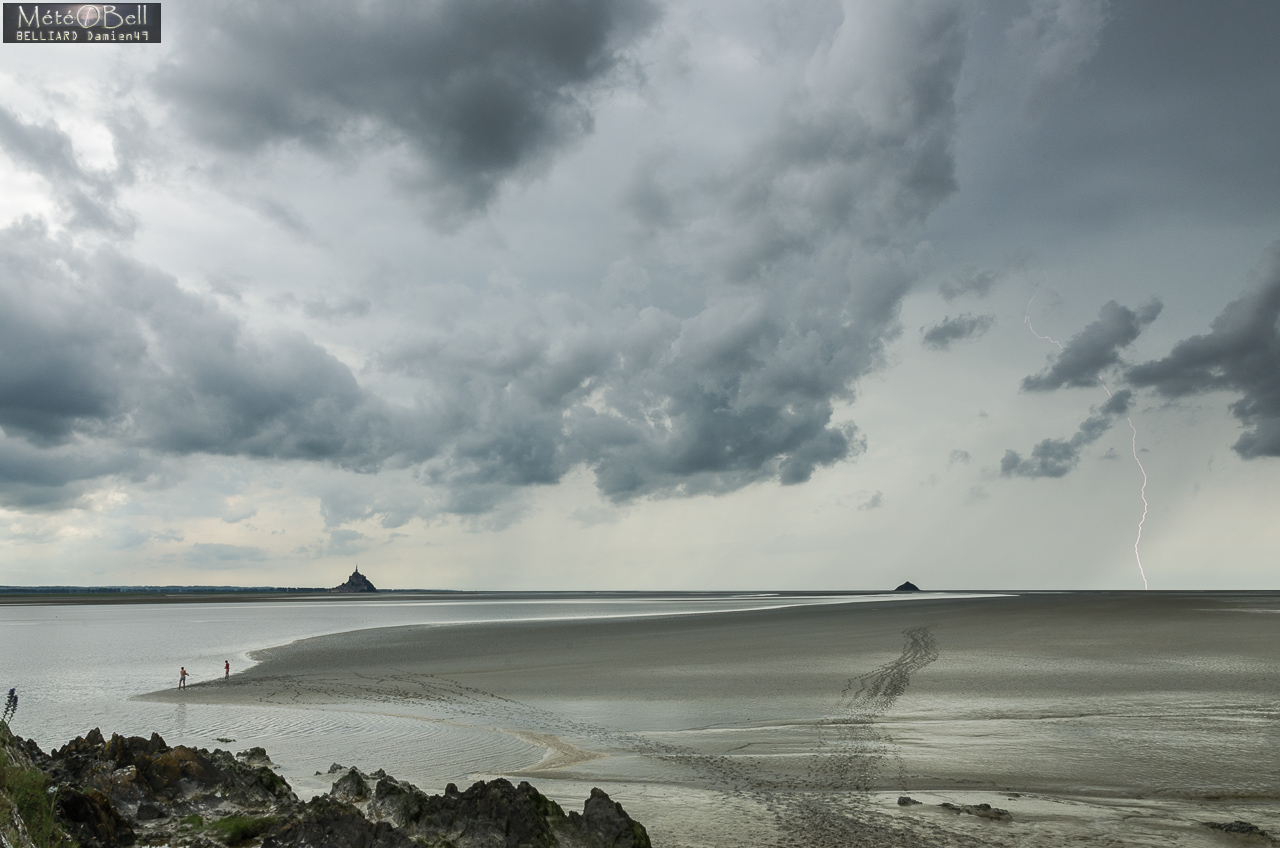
[1024, 291, 1150, 589]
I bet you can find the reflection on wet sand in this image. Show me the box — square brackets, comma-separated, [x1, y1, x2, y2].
[140, 592, 1280, 847]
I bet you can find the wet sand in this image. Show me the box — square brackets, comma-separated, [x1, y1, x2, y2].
[142, 591, 1280, 846]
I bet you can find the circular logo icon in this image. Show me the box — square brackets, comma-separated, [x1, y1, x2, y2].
[76, 5, 102, 28]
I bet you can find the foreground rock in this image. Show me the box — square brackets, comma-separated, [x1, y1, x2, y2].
[1, 729, 648, 848]
[939, 801, 1012, 822]
[1202, 820, 1275, 842]
[367, 768, 649, 848]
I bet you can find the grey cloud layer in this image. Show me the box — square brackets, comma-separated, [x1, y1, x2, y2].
[0, 215, 879, 514]
[1127, 242, 1280, 458]
[155, 0, 659, 222]
[0, 3, 967, 527]
[921, 313, 994, 350]
[0, 2, 973, 526]
[0, 221, 420, 503]
[389, 0, 970, 506]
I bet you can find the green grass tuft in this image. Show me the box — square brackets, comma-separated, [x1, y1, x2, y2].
[208, 814, 278, 846]
[0, 747, 76, 848]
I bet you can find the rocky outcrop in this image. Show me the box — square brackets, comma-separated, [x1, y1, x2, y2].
[939, 802, 1012, 822]
[894, 581, 920, 592]
[3, 730, 648, 848]
[329, 767, 372, 803]
[572, 787, 651, 848]
[48, 729, 295, 818]
[262, 796, 412, 848]
[53, 786, 135, 848]
[1202, 820, 1274, 841]
[367, 770, 650, 848]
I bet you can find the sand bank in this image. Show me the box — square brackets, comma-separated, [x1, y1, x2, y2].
[141, 591, 1280, 846]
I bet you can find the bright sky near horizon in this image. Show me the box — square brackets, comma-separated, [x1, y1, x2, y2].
[1, 0, 1278, 591]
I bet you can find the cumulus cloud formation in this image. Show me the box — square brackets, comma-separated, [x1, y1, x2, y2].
[1127, 243, 1280, 458]
[1001, 389, 1132, 478]
[0, 107, 135, 235]
[0, 438, 151, 510]
[154, 0, 660, 223]
[921, 313, 994, 350]
[380, 0, 968, 505]
[1022, 299, 1162, 391]
[2, 3, 968, 531]
[709, 1, 964, 279]
[0, 220, 423, 506]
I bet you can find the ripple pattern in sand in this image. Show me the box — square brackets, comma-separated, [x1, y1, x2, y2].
[242, 628, 993, 847]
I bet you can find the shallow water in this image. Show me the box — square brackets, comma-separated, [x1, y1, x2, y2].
[0, 591, 922, 759]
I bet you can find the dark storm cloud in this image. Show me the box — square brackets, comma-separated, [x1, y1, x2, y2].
[366, 3, 972, 505]
[0, 221, 147, 446]
[1001, 390, 1132, 478]
[1000, 414, 1107, 478]
[0, 439, 151, 509]
[940, 1, 1280, 248]
[1127, 244, 1280, 458]
[1099, 388, 1132, 416]
[111, 265, 416, 468]
[0, 108, 134, 235]
[921, 313, 994, 350]
[155, 0, 659, 222]
[712, 4, 965, 281]
[1022, 300, 1161, 391]
[0, 220, 426, 505]
[3, 3, 971, 523]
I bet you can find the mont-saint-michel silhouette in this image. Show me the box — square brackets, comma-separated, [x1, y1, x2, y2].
[329, 566, 377, 594]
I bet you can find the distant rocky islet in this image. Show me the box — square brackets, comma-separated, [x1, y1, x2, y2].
[329, 568, 378, 594]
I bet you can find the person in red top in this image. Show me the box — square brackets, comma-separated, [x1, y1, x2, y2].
[224, 660, 230, 679]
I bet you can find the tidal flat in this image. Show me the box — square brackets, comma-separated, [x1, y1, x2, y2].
[126, 591, 1280, 847]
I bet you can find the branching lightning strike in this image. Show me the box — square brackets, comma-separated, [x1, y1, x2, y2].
[1024, 292, 1150, 589]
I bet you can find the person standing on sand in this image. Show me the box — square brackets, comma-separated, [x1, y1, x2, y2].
[224, 660, 230, 679]
[179, 667, 188, 689]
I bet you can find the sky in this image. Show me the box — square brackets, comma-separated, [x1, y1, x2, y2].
[0, 0, 1278, 591]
